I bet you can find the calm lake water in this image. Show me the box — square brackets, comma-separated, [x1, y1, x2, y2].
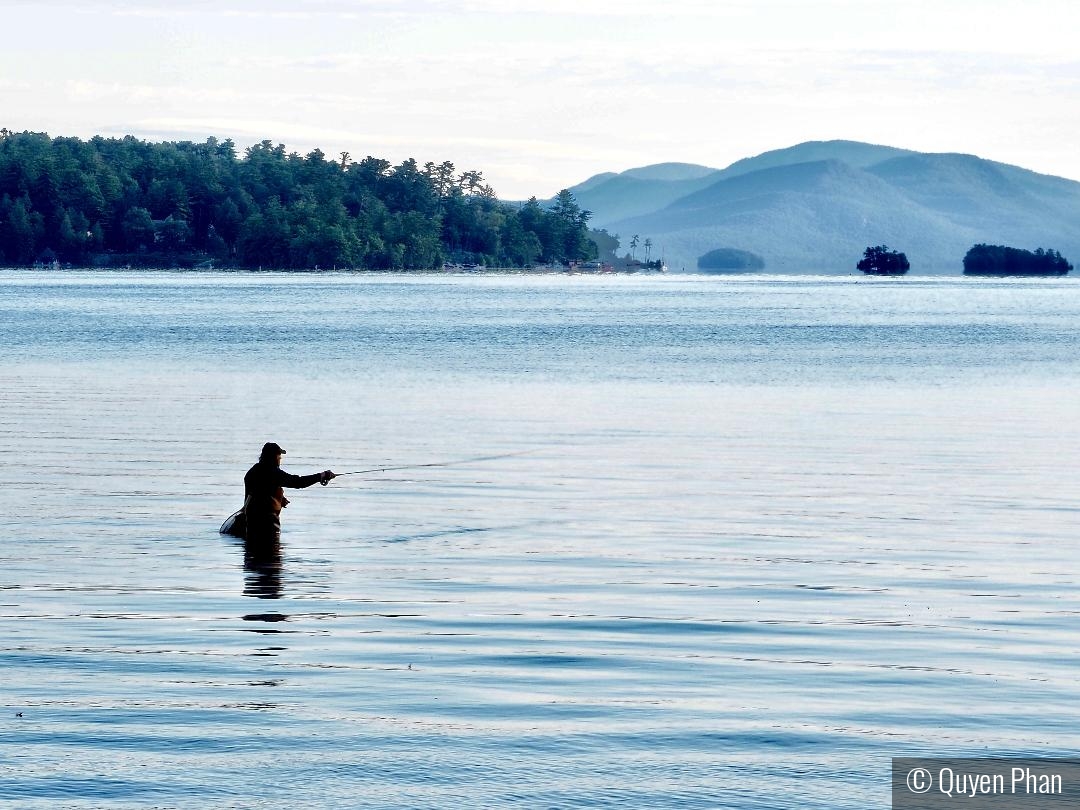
[2, 270, 1080, 808]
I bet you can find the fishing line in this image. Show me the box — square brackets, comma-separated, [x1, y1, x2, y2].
[334, 449, 538, 478]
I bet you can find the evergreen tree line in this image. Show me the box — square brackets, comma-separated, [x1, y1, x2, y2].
[0, 130, 598, 270]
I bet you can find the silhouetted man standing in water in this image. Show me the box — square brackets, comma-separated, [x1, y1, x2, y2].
[243, 442, 337, 541]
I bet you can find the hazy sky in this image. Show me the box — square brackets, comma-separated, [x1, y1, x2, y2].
[3, 0, 1078, 198]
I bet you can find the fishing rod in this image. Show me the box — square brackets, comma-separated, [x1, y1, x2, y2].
[330, 449, 538, 481]
[220, 449, 539, 533]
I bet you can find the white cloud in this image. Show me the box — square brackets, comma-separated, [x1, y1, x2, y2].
[4, 0, 1080, 197]
[121, 115, 641, 162]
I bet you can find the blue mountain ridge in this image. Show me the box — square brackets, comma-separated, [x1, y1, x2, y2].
[568, 141, 1080, 274]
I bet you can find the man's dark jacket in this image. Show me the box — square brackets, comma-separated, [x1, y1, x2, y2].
[243, 461, 323, 540]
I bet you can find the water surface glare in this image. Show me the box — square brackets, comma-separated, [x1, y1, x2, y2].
[2, 271, 1080, 808]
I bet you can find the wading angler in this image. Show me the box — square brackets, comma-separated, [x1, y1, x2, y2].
[221, 442, 336, 540]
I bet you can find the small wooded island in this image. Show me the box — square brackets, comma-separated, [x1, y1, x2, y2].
[962, 244, 1073, 276]
[857, 245, 910, 275]
[697, 247, 766, 273]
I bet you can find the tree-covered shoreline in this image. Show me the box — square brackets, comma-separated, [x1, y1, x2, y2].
[0, 130, 598, 270]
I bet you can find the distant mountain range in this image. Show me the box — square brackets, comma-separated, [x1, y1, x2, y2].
[565, 141, 1080, 274]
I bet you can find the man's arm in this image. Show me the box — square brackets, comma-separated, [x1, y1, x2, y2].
[275, 469, 336, 489]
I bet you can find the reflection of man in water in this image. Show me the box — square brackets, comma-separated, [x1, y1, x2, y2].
[244, 534, 284, 599]
[243, 442, 337, 541]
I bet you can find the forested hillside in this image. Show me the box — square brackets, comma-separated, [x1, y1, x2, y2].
[0, 130, 596, 269]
